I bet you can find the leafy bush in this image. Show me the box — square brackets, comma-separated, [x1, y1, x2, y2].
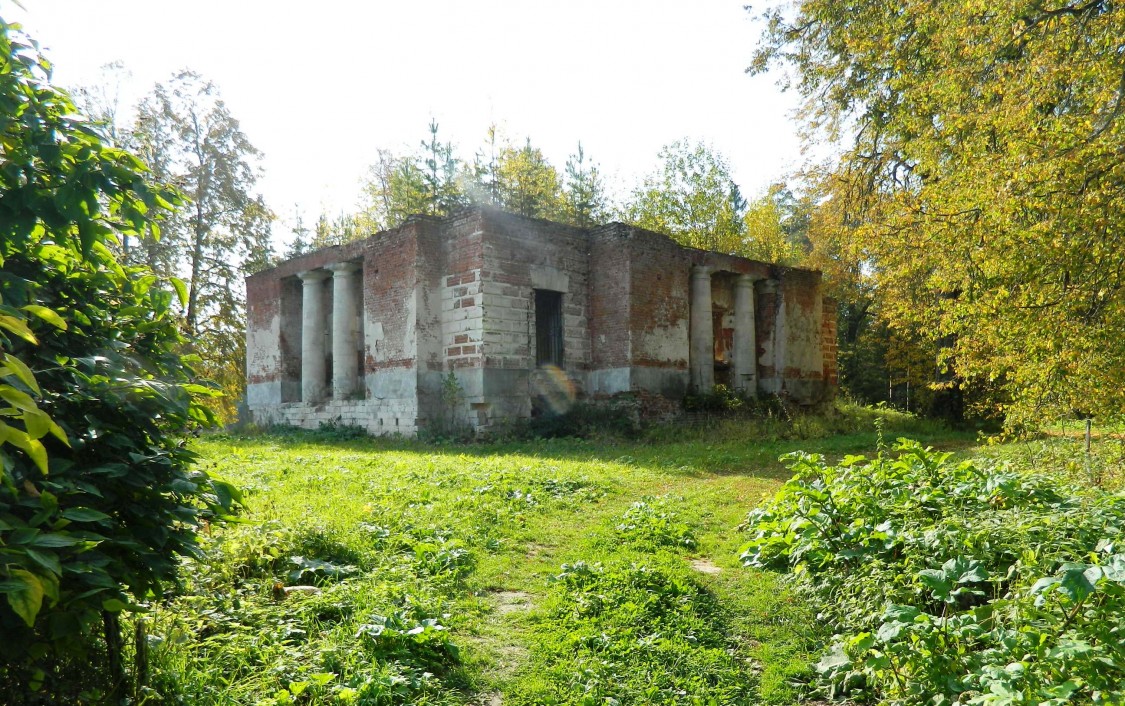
[614, 497, 698, 550]
[509, 401, 642, 440]
[315, 419, 371, 441]
[682, 386, 792, 418]
[741, 440, 1125, 704]
[683, 384, 748, 413]
[0, 19, 237, 701]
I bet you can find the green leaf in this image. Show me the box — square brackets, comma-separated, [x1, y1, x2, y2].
[0, 386, 40, 413]
[169, 277, 189, 308]
[1, 354, 40, 394]
[957, 563, 989, 584]
[21, 305, 67, 330]
[27, 533, 81, 548]
[24, 548, 61, 576]
[25, 438, 47, 475]
[4, 427, 49, 474]
[23, 408, 51, 439]
[1057, 566, 1097, 602]
[47, 420, 69, 447]
[816, 644, 852, 674]
[877, 620, 908, 643]
[0, 315, 37, 344]
[37, 571, 59, 605]
[4, 569, 44, 627]
[210, 478, 243, 510]
[288, 681, 309, 697]
[918, 569, 950, 593]
[1031, 576, 1061, 596]
[883, 604, 921, 622]
[61, 507, 110, 523]
[101, 598, 128, 613]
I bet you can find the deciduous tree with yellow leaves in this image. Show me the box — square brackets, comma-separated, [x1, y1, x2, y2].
[753, 0, 1125, 425]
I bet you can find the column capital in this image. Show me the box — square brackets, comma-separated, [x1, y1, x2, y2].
[327, 261, 361, 276]
[734, 273, 757, 287]
[297, 269, 331, 283]
[691, 264, 714, 278]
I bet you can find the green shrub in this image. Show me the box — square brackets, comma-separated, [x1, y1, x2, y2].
[684, 384, 748, 413]
[614, 497, 698, 550]
[0, 20, 237, 701]
[508, 401, 642, 440]
[741, 440, 1125, 704]
[314, 419, 371, 441]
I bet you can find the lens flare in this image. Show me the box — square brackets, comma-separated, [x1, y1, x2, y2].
[531, 365, 576, 415]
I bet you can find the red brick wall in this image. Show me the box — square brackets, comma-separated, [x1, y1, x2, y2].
[246, 275, 282, 385]
[588, 224, 632, 369]
[413, 218, 445, 373]
[442, 209, 485, 371]
[246, 206, 839, 426]
[626, 226, 691, 370]
[822, 297, 838, 386]
[755, 279, 779, 388]
[478, 208, 591, 373]
[778, 268, 825, 382]
[364, 223, 419, 371]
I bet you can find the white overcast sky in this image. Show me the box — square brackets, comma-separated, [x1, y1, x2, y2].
[8, 0, 803, 246]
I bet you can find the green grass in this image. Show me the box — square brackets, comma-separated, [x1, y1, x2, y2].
[965, 432, 1125, 492]
[133, 406, 970, 705]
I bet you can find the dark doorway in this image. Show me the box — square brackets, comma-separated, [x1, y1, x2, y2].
[535, 289, 564, 367]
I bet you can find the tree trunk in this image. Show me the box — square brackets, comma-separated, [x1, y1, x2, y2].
[103, 610, 124, 703]
[186, 195, 205, 335]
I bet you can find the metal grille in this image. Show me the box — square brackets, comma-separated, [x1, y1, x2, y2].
[534, 289, 564, 367]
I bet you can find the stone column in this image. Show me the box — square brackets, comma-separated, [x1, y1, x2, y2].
[732, 274, 757, 395]
[329, 262, 361, 399]
[690, 265, 715, 391]
[298, 269, 330, 404]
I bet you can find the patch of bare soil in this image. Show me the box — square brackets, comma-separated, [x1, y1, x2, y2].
[524, 543, 550, 558]
[493, 589, 532, 614]
[690, 558, 723, 575]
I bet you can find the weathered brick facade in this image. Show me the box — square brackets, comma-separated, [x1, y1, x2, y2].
[245, 206, 837, 435]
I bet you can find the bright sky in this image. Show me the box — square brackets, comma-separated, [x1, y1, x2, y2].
[8, 0, 803, 246]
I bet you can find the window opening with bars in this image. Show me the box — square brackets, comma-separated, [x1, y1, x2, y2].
[534, 289, 564, 367]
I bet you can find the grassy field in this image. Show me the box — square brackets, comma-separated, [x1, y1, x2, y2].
[135, 409, 983, 705]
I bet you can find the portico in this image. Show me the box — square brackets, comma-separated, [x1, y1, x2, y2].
[296, 261, 364, 404]
[689, 266, 770, 396]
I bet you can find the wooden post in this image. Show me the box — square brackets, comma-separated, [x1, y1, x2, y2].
[1086, 418, 1093, 455]
[134, 619, 149, 696]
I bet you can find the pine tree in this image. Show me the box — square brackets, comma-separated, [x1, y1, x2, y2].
[561, 142, 610, 227]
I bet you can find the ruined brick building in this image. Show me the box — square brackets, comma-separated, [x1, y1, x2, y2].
[245, 206, 837, 435]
